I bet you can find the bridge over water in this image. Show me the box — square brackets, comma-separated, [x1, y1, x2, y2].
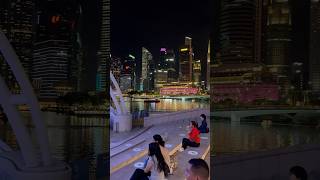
[212, 107, 320, 122]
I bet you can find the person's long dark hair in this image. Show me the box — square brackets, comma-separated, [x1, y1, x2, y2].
[191, 120, 198, 129]
[148, 142, 168, 175]
[153, 134, 165, 147]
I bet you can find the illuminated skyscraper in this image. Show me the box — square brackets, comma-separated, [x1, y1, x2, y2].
[310, 0, 320, 94]
[97, 0, 110, 92]
[33, 40, 70, 99]
[142, 47, 154, 91]
[120, 55, 136, 91]
[32, 0, 82, 97]
[266, 0, 292, 89]
[110, 55, 122, 82]
[193, 60, 201, 86]
[0, 0, 35, 89]
[179, 37, 193, 83]
[166, 49, 177, 82]
[206, 40, 210, 90]
[219, 0, 255, 63]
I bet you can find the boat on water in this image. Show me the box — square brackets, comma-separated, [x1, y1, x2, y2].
[144, 99, 160, 103]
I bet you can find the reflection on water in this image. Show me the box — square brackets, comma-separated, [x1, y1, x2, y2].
[212, 121, 320, 155]
[0, 112, 108, 163]
[125, 97, 209, 112]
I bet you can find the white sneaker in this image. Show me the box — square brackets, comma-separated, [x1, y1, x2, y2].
[179, 147, 184, 152]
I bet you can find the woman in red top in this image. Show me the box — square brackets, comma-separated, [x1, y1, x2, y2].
[179, 121, 200, 152]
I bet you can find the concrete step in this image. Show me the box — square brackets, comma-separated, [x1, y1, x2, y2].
[168, 133, 210, 180]
[110, 121, 191, 179]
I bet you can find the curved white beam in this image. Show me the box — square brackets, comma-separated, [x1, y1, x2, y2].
[110, 72, 128, 114]
[0, 32, 52, 166]
[0, 75, 38, 167]
[110, 72, 131, 132]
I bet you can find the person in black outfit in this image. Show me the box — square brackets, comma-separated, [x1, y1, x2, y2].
[198, 114, 208, 133]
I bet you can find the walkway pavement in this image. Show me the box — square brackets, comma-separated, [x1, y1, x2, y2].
[110, 118, 210, 179]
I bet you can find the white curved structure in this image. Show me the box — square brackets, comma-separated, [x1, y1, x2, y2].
[0, 32, 70, 179]
[110, 72, 131, 132]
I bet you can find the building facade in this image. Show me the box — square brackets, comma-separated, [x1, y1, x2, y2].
[179, 37, 193, 83]
[219, 0, 255, 63]
[265, 0, 292, 89]
[310, 0, 320, 94]
[97, 0, 110, 92]
[33, 40, 70, 99]
[141, 47, 154, 91]
[0, 0, 35, 90]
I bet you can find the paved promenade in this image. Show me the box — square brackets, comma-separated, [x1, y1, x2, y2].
[110, 113, 210, 180]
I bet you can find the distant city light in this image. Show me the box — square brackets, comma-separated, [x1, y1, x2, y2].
[180, 48, 188, 52]
[51, 15, 61, 24]
[160, 48, 167, 52]
[129, 54, 135, 59]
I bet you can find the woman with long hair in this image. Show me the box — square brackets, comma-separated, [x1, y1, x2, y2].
[179, 121, 200, 152]
[153, 134, 172, 174]
[130, 142, 169, 180]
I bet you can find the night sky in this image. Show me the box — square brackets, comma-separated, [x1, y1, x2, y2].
[111, 0, 212, 78]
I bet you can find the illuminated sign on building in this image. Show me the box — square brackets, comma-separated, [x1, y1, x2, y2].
[180, 48, 188, 52]
[129, 54, 135, 59]
[160, 86, 198, 95]
[160, 48, 167, 52]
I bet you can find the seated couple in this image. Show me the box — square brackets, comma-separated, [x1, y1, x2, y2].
[179, 115, 209, 152]
[130, 135, 172, 180]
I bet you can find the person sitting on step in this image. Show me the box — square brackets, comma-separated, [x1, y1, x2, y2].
[179, 121, 200, 152]
[198, 114, 209, 133]
[153, 134, 173, 174]
[130, 142, 169, 180]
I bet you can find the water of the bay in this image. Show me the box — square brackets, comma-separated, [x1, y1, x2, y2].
[212, 121, 320, 155]
[125, 97, 210, 113]
[0, 111, 108, 164]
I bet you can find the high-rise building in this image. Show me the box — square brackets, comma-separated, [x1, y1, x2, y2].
[219, 0, 255, 63]
[33, 40, 70, 99]
[179, 37, 193, 83]
[310, 0, 320, 94]
[193, 60, 201, 86]
[266, 0, 292, 86]
[0, 0, 35, 89]
[158, 48, 167, 70]
[32, 0, 82, 97]
[121, 55, 136, 91]
[141, 47, 154, 91]
[110, 55, 122, 83]
[97, 0, 110, 92]
[206, 40, 211, 90]
[166, 49, 177, 82]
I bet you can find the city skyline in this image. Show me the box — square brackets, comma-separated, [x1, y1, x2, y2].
[111, 0, 212, 82]
[0, 0, 104, 94]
